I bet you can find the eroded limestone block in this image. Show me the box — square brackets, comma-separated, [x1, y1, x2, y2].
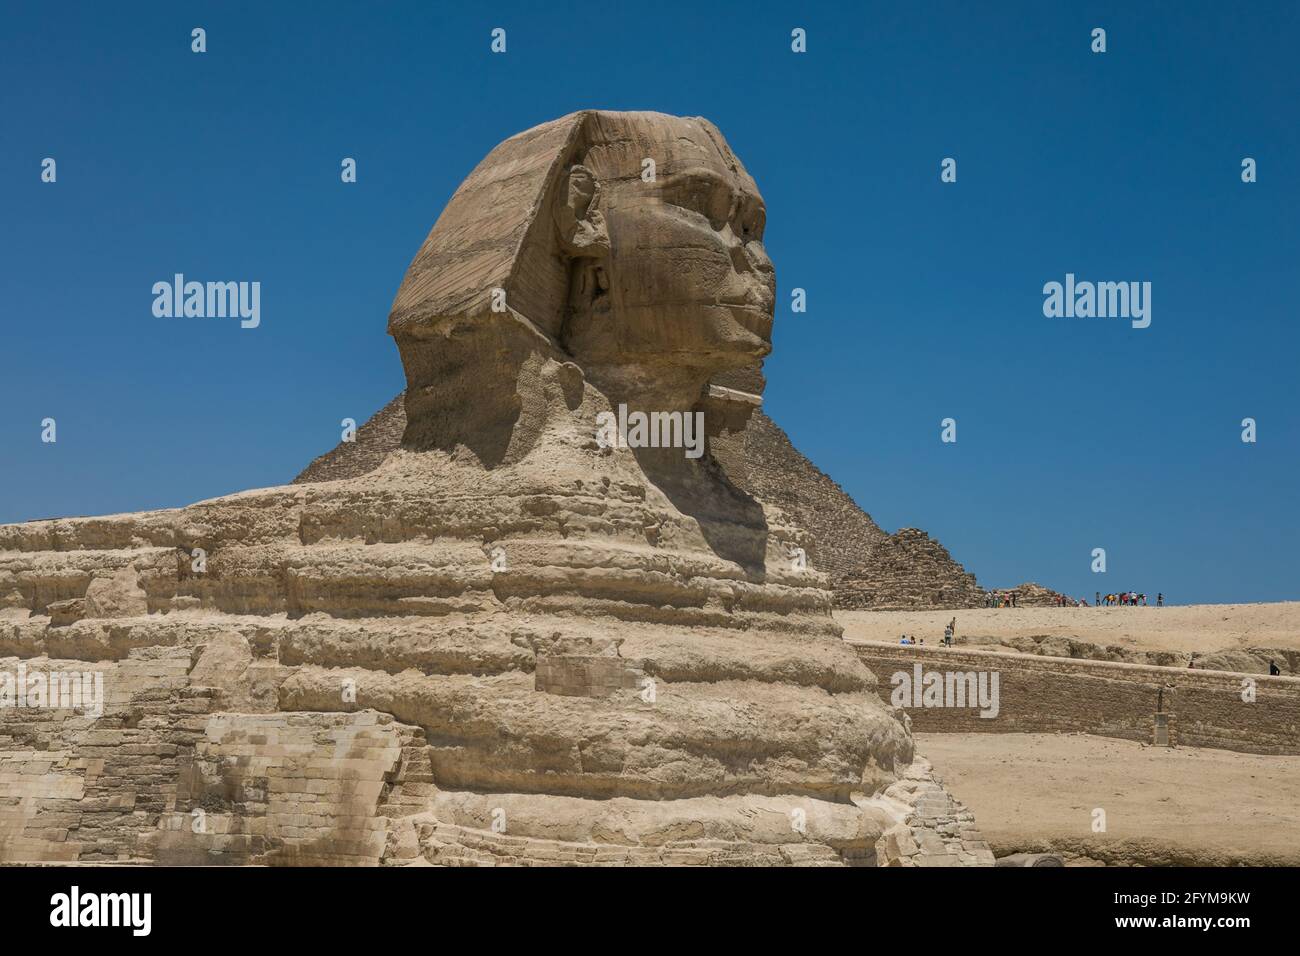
[83, 566, 148, 619]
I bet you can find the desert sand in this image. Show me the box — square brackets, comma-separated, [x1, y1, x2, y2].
[919, 732, 1300, 866]
[837, 602, 1300, 656]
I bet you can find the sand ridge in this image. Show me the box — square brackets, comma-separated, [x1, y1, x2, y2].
[837, 602, 1300, 656]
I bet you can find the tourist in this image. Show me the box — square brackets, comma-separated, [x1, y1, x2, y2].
[1095, 591, 1100, 607]
[1269, 660, 1281, 676]
[1157, 592, 1164, 607]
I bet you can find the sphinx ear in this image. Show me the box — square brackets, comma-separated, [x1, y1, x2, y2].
[555, 164, 609, 260]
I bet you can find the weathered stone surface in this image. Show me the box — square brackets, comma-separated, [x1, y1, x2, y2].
[82, 567, 149, 619]
[995, 852, 1064, 867]
[297, 394, 991, 613]
[0, 111, 990, 866]
[873, 757, 995, 867]
[1001, 580, 1071, 607]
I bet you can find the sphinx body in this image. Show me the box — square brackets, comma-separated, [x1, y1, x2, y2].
[0, 112, 989, 866]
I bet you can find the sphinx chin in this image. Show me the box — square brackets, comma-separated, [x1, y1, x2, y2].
[0, 111, 992, 867]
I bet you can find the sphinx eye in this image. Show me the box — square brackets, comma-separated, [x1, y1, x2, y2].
[702, 182, 733, 227]
[665, 172, 733, 227]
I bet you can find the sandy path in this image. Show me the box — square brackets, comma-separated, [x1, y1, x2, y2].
[838, 602, 1300, 655]
[918, 732, 1300, 866]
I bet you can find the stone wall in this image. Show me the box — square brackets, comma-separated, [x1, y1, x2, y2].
[874, 756, 994, 867]
[0, 648, 424, 865]
[849, 641, 1300, 755]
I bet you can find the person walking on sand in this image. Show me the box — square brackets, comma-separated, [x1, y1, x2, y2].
[1157, 592, 1164, 607]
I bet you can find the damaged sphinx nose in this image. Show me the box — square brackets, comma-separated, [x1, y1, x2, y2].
[0, 110, 992, 868]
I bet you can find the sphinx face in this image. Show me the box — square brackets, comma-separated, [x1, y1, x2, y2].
[567, 117, 775, 389]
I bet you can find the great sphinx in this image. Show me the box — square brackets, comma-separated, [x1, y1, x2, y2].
[0, 111, 990, 866]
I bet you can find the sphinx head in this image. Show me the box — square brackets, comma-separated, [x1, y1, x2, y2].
[387, 111, 773, 462]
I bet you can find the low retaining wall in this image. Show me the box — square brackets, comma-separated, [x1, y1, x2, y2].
[849, 641, 1300, 755]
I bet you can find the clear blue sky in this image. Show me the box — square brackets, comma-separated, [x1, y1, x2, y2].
[3, 1, 1296, 604]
